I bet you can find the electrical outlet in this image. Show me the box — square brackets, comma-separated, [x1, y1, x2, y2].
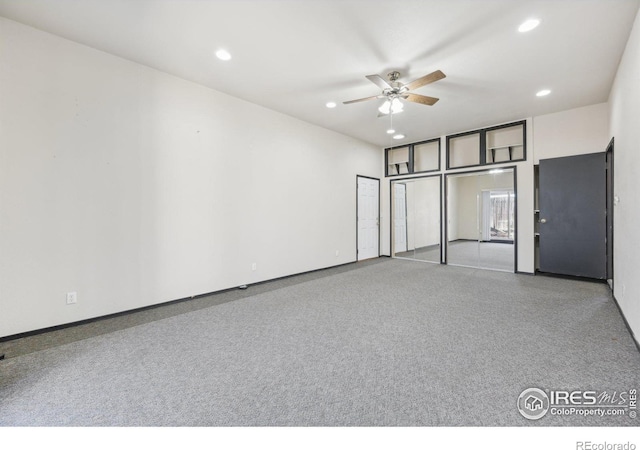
[335, 250, 339, 257]
[251, 263, 257, 271]
[66, 291, 77, 305]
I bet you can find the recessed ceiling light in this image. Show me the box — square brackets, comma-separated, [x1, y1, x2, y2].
[215, 49, 232, 61]
[325, 101, 337, 108]
[536, 89, 551, 97]
[386, 129, 395, 134]
[393, 134, 405, 140]
[518, 19, 540, 33]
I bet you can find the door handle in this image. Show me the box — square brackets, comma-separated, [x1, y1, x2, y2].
[539, 218, 547, 224]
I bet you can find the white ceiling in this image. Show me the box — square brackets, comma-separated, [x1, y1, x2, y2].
[0, 0, 638, 147]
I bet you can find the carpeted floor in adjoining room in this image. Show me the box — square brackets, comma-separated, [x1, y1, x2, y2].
[1, 258, 638, 426]
[447, 240, 515, 271]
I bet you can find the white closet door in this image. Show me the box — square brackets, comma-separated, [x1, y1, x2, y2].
[357, 177, 379, 260]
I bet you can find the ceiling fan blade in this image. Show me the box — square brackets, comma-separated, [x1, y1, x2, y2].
[404, 70, 446, 91]
[366, 74, 392, 90]
[403, 93, 439, 106]
[343, 95, 384, 104]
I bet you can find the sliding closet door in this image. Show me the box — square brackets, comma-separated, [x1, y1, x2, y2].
[391, 176, 441, 263]
[446, 169, 515, 272]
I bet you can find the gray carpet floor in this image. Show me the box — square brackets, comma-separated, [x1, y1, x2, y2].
[1, 258, 638, 426]
[395, 244, 441, 263]
[447, 240, 514, 272]
[395, 241, 514, 272]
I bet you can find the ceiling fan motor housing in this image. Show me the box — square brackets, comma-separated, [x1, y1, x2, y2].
[387, 72, 406, 94]
[387, 71, 401, 81]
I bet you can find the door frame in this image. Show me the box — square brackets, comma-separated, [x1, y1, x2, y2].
[356, 175, 380, 261]
[606, 138, 614, 282]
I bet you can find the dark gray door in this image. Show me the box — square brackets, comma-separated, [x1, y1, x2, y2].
[539, 153, 606, 279]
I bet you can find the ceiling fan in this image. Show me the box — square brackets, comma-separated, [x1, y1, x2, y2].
[343, 69, 446, 115]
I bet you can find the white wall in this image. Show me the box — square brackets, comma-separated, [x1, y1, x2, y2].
[0, 18, 381, 337]
[609, 8, 640, 340]
[532, 102, 610, 164]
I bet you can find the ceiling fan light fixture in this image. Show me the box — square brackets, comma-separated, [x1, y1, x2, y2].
[391, 98, 403, 113]
[378, 97, 404, 115]
[378, 100, 391, 115]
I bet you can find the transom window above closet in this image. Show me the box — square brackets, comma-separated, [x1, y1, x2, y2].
[385, 138, 440, 177]
[446, 120, 526, 170]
